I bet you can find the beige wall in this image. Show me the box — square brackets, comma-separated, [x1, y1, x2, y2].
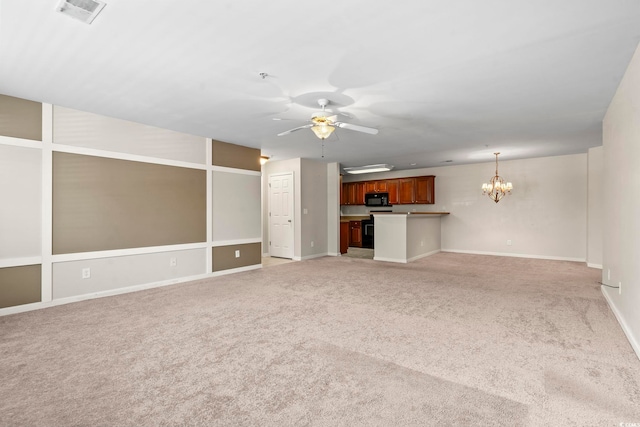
[0, 144, 42, 259]
[0, 265, 41, 308]
[52, 152, 207, 254]
[343, 154, 588, 261]
[0, 94, 41, 141]
[602, 41, 640, 356]
[587, 147, 603, 268]
[53, 106, 206, 163]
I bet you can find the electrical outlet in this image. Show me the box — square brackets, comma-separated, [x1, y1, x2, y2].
[619, 282, 622, 295]
[235, 250, 240, 258]
[311, 241, 314, 247]
[421, 240, 424, 247]
[170, 257, 177, 267]
[82, 267, 91, 279]
[608, 269, 611, 280]
[507, 240, 512, 246]
[303, 208, 308, 215]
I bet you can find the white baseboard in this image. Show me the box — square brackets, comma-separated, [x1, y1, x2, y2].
[587, 263, 603, 269]
[373, 256, 407, 264]
[601, 287, 640, 361]
[442, 249, 586, 263]
[407, 249, 440, 263]
[0, 264, 262, 317]
[300, 252, 328, 261]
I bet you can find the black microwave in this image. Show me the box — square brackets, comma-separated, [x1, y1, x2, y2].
[365, 192, 391, 207]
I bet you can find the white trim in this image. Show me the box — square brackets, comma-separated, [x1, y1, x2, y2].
[0, 264, 262, 318]
[442, 249, 586, 263]
[587, 263, 603, 269]
[601, 287, 640, 361]
[41, 103, 53, 303]
[0, 257, 42, 268]
[51, 243, 207, 263]
[52, 143, 207, 170]
[206, 138, 213, 274]
[373, 256, 407, 263]
[211, 238, 262, 247]
[212, 165, 261, 176]
[327, 252, 340, 257]
[212, 264, 262, 276]
[293, 256, 302, 261]
[0, 135, 42, 149]
[407, 249, 440, 263]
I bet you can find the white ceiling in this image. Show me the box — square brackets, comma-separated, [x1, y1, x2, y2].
[1, 0, 639, 170]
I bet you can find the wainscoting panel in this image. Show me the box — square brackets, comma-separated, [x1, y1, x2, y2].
[0, 94, 42, 141]
[52, 248, 207, 299]
[212, 139, 261, 171]
[0, 265, 41, 308]
[52, 152, 206, 254]
[53, 106, 206, 164]
[0, 144, 42, 259]
[212, 171, 261, 242]
[212, 243, 261, 272]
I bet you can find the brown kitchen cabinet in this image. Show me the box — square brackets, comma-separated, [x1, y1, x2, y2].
[365, 180, 388, 193]
[340, 221, 349, 254]
[349, 220, 362, 247]
[342, 182, 365, 205]
[341, 175, 434, 205]
[414, 176, 435, 204]
[398, 178, 416, 204]
[386, 179, 399, 204]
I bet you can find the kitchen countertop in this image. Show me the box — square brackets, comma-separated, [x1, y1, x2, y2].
[340, 216, 370, 222]
[372, 212, 450, 215]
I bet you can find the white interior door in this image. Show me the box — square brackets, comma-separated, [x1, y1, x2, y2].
[269, 172, 294, 259]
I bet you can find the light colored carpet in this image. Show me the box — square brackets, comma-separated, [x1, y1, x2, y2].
[1, 253, 638, 426]
[342, 247, 374, 259]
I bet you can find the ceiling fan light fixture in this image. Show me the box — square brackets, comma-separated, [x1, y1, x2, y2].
[344, 164, 394, 174]
[311, 124, 335, 140]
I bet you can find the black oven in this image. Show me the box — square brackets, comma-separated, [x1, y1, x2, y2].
[362, 210, 392, 249]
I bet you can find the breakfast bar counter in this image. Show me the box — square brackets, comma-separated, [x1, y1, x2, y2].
[372, 212, 449, 263]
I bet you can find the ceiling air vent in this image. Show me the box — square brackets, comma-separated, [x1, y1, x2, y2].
[57, 0, 106, 24]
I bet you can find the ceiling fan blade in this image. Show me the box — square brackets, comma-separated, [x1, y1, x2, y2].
[334, 122, 379, 135]
[277, 124, 313, 136]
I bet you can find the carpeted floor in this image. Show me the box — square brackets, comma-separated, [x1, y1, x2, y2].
[1, 253, 638, 426]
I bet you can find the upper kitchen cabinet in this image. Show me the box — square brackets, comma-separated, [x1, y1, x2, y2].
[342, 175, 433, 205]
[342, 182, 366, 205]
[414, 176, 435, 204]
[365, 180, 389, 193]
[386, 179, 399, 205]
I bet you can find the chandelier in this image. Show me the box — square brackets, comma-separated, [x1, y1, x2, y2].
[481, 152, 513, 203]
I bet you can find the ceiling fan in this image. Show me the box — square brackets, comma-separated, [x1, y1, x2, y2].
[276, 98, 379, 140]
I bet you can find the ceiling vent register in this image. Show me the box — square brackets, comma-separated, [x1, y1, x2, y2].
[57, 0, 106, 24]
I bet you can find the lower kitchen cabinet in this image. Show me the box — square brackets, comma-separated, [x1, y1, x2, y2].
[340, 222, 349, 254]
[349, 220, 362, 247]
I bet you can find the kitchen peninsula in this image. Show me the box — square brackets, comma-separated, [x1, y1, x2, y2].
[373, 212, 449, 263]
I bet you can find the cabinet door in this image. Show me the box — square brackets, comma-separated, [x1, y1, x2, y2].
[364, 181, 376, 194]
[349, 221, 362, 247]
[341, 182, 348, 205]
[398, 178, 415, 204]
[355, 182, 366, 205]
[375, 180, 388, 192]
[386, 179, 399, 204]
[340, 222, 349, 253]
[414, 176, 435, 204]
